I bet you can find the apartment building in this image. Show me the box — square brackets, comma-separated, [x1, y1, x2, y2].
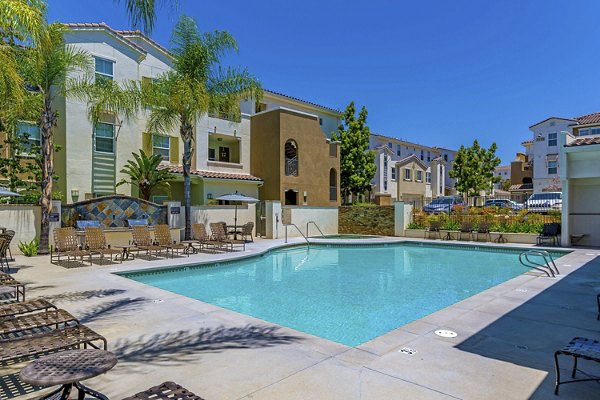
[526, 112, 600, 194]
[493, 165, 511, 189]
[369, 133, 455, 202]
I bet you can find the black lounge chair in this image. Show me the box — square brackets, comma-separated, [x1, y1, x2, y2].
[457, 221, 474, 241]
[123, 381, 205, 400]
[537, 223, 560, 246]
[475, 222, 491, 242]
[554, 337, 600, 394]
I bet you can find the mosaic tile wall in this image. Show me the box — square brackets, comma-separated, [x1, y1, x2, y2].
[62, 195, 167, 228]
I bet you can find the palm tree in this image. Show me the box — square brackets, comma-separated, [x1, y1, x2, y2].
[116, 150, 173, 200]
[20, 23, 91, 253]
[143, 16, 262, 239]
[117, 0, 178, 34]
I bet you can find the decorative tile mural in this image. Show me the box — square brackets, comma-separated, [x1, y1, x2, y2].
[62, 195, 167, 228]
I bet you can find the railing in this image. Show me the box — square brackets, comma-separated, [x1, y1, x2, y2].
[285, 157, 298, 176]
[284, 223, 309, 248]
[519, 250, 559, 277]
[306, 221, 325, 238]
[329, 186, 337, 201]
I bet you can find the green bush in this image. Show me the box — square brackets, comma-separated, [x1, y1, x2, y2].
[18, 238, 39, 257]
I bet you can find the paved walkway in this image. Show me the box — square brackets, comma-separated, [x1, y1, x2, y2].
[2, 238, 600, 399]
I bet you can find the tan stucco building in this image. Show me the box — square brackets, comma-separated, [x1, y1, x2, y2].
[250, 107, 340, 207]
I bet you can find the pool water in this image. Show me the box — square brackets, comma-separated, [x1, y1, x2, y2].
[123, 243, 567, 347]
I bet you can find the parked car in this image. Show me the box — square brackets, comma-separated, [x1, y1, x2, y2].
[526, 192, 562, 213]
[423, 196, 464, 214]
[484, 199, 524, 211]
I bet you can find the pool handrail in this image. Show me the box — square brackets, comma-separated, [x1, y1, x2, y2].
[306, 221, 325, 238]
[518, 250, 559, 277]
[284, 224, 310, 248]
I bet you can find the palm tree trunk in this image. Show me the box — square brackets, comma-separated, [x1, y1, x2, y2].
[181, 123, 193, 240]
[38, 100, 57, 255]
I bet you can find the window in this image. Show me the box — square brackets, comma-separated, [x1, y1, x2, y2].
[548, 132, 557, 146]
[388, 142, 393, 149]
[153, 135, 170, 161]
[444, 154, 448, 162]
[426, 171, 431, 183]
[329, 169, 337, 201]
[16, 122, 40, 153]
[547, 160, 557, 175]
[592, 128, 600, 136]
[580, 129, 590, 136]
[391, 167, 396, 180]
[94, 123, 114, 153]
[397, 144, 401, 156]
[95, 57, 113, 83]
[427, 151, 431, 162]
[284, 140, 298, 176]
[416, 170, 423, 182]
[404, 168, 411, 181]
[208, 148, 216, 161]
[420, 150, 424, 160]
[319, 118, 323, 126]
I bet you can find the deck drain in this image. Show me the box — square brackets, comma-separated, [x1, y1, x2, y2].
[399, 347, 417, 355]
[515, 344, 529, 350]
[435, 330, 457, 338]
[152, 299, 165, 304]
[515, 288, 528, 293]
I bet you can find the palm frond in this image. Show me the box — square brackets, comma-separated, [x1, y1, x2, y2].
[0, 0, 47, 43]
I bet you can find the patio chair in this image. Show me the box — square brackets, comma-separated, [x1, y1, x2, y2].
[210, 222, 245, 252]
[191, 223, 223, 252]
[0, 237, 10, 273]
[425, 220, 442, 240]
[51, 227, 92, 266]
[123, 381, 205, 400]
[0, 274, 26, 301]
[457, 221, 474, 241]
[0, 298, 56, 319]
[554, 337, 600, 394]
[0, 308, 78, 337]
[131, 225, 165, 258]
[154, 224, 189, 257]
[240, 222, 254, 242]
[475, 221, 492, 242]
[537, 223, 560, 246]
[85, 226, 121, 262]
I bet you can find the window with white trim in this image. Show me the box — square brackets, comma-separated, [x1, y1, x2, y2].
[547, 160, 557, 175]
[416, 170, 423, 182]
[16, 122, 40, 153]
[426, 171, 431, 183]
[548, 132, 557, 146]
[94, 123, 115, 154]
[208, 148, 216, 161]
[396, 144, 401, 156]
[420, 150, 424, 160]
[95, 57, 113, 83]
[153, 135, 170, 161]
[404, 168, 411, 181]
[391, 167, 396, 180]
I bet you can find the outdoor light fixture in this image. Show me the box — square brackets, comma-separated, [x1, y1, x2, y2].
[71, 188, 79, 202]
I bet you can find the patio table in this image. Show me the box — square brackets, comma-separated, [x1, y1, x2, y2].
[114, 244, 136, 262]
[20, 349, 117, 400]
[227, 225, 243, 240]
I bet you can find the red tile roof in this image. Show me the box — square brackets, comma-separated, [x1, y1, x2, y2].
[566, 136, 600, 147]
[158, 165, 263, 182]
[509, 183, 533, 191]
[64, 23, 148, 54]
[574, 112, 600, 125]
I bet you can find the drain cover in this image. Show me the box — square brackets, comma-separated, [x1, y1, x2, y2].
[435, 330, 457, 338]
[152, 299, 164, 304]
[399, 347, 417, 355]
[515, 288, 528, 293]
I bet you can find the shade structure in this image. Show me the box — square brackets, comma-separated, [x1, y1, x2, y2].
[0, 187, 21, 197]
[215, 191, 259, 227]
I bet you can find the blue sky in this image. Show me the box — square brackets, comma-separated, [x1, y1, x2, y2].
[49, 0, 600, 163]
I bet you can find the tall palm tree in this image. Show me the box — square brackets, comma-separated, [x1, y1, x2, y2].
[19, 23, 91, 253]
[118, 0, 178, 34]
[144, 16, 262, 239]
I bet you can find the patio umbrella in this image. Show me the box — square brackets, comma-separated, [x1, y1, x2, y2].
[215, 191, 259, 227]
[0, 187, 21, 197]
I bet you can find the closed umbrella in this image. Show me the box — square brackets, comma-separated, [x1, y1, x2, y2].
[215, 191, 259, 228]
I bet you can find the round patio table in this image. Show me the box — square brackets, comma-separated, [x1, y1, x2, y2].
[115, 244, 136, 262]
[20, 349, 117, 400]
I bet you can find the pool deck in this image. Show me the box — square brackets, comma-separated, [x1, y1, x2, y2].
[3, 237, 600, 400]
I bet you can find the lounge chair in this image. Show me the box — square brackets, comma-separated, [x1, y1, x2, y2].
[51, 227, 93, 266]
[475, 221, 491, 242]
[0, 230, 15, 263]
[123, 381, 205, 400]
[0, 308, 77, 337]
[0, 237, 10, 273]
[537, 223, 560, 246]
[0, 324, 107, 363]
[0, 298, 56, 319]
[210, 222, 245, 251]
[191, 223, 222, 252]
[85, 226, 121, 262]
[154, 224, 189, 257]
[554, 337, 600, 394]
[425, 220, 442, 240]
[131, 225, 165, 258]
[0, 274, 26, 301]
[457, 221, 474, 241]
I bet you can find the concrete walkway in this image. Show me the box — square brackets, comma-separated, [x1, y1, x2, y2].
[2, 238, 600, 400]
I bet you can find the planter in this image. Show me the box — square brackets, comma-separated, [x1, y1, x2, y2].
[403, 229, 538, 244]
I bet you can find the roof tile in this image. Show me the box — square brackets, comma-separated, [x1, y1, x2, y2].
[574, 112, 600, 125]
[566, 136, 600, 147]
[158, 165, 263, 182]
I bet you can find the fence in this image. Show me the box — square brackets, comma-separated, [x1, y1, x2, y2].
[408, 194, 517, 211]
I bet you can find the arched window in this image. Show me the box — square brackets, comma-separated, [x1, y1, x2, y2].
[329, 168, 337, 201]
[284, 140, 298, 176]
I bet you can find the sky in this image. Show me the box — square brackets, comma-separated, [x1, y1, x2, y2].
[48, 0, 600, 164]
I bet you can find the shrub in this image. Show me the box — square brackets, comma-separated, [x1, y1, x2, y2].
[18, 238, 39, 257]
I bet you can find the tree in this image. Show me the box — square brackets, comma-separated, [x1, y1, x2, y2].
[116, 150, 173, 200]
[19, 23, 91, 253]
[449, 140, 501, 197]
[500, 178, 511, 192]
[142, 16, 262, 239]
[332, 101, 376, 204]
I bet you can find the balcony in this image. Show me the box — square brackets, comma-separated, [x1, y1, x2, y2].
[285, 157, 298, 176]
[208, 134, 241, 166]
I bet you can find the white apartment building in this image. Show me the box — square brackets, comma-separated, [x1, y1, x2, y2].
[527, 112, 600, 194]
[493, 165, 511, 189]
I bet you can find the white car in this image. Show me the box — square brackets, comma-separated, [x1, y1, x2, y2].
[526, 192, 562, 213]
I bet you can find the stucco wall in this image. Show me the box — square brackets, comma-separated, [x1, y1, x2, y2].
[188, 204, 256, 236]
[0, 205, 41, 253]
[282, 206, 338, 238]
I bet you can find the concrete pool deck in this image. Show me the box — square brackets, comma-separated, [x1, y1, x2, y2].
[2, 238, 600, 399]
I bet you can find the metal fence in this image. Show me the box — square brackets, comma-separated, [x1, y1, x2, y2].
[411, 211, 560, 232]
[407, 194, 516, 211]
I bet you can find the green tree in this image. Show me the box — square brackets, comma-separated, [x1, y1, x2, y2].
[0, 127, 41, 193]
[332, 101, 376, 204]
[141, 16, 261, 239]
[500, 178, 511, 192]
[116, 150, 173, 200]
[449, 140, 501, 197]
[19, 23, 91, 253]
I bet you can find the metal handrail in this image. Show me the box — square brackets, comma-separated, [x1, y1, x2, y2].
[518, 250, 559, 277]
[284, 223, 310, 248]
[307, 221, 325, 238]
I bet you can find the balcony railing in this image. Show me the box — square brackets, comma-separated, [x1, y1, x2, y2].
[285, 157, 298, 176]
[329, 186, 337, 201]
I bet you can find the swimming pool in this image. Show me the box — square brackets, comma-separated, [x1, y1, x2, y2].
[123, 243, 568, 347]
